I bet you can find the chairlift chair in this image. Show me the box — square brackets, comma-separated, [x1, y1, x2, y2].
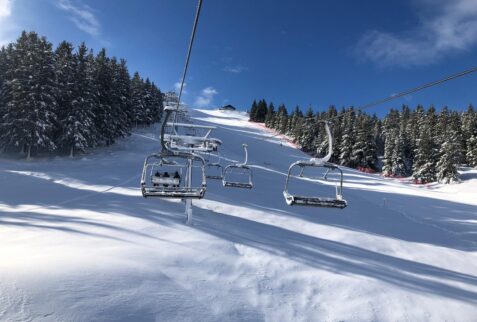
[283, 122, 347, 209]
[141, 152, 206, 199]
[140, 107, 207, 199]
[223, 144, 253, 189]
[163, 116, 223, 153]
[204, 150, 224, 180]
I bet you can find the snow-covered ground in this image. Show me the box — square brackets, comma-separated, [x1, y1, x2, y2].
[1, 109, 476, 321]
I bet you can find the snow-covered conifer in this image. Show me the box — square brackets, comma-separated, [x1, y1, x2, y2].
[2, 32, 58, 158]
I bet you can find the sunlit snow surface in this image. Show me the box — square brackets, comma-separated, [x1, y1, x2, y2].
[1, 109, 477, 321]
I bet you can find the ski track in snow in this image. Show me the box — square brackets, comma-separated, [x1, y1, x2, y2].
[0, 108, 477, 321]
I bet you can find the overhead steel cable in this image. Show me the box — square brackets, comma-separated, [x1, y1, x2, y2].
[176, 0, 203, 110]
[254, 65, 477, 144]
[323, 65, 477, 124]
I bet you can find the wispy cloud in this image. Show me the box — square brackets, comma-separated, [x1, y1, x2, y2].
[356, 0, 477, 67]
[223, 64, 247, 73]
[0, 0, 15, 46]
[56, 0, 101, 37]
[195, 87, 218, 107]
[0, 0, 11, 18]
[174, 81, 187, 94]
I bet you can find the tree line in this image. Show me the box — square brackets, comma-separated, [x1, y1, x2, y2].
[250, 99, 477, 183]
[0, 31, 163, 158]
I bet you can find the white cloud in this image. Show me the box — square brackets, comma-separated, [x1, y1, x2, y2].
[0, 0, 11, 18]
[356, 0, 477, 67]
[0, 0, 15, 47]
[223, 64, 247, 73]
[195, 87, 218, 107]
[56, 0, 101, 37]
[174, 81, 187, 94]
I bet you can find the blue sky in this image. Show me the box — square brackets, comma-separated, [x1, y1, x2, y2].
[2, 0, 477, 113]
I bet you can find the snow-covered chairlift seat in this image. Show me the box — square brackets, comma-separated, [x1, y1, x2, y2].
[141, 152, 206, 199]
[164, 122, 222, 153]
[283, 162, 347, 208]
[203, 151, 224, 180]
[283, 121, 347, 209]
[222, 144, 253, 189]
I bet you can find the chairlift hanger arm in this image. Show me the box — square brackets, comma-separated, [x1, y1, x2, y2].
[233, 144, 248, 166]
[309, 121, 332, 165]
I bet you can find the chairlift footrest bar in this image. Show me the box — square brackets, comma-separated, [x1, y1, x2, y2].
[223, 182, 253, 189]
[206, 175, 223, 180]
[283, 193, 347, 209]
[142, 187, 206, 199]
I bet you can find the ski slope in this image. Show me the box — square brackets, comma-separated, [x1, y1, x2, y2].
[1, 109, 477, 321]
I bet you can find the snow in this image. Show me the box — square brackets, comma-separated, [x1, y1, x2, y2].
[1, 109, 477, 321]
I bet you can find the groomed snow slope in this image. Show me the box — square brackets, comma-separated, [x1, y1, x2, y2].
[1, 109, 477, 321]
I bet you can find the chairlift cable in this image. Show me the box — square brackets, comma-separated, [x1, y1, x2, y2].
[176, 0, 203, 112]
[256, 65, 477, 146]
[324, 65, 477, 124]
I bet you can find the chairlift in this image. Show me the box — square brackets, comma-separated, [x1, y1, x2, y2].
[141, 152, 206, 199]
[223, 144, 253, 189]
[283, 122, 347, 209]
[140, 107, 207, 199]
[163, 117, 223, 153]
[204, 150, 224, 180]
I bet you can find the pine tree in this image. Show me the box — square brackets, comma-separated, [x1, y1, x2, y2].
[462, 105, 477, 166]
[391, 132, 407, 176]
[351, 114, 366, 168]
[85, 49, 100, 146]
[277, 104, 288, 134]
[351, 114, 378, 170]
[409, 105, 424, 154]
[115, 58, 134, 129]
[131, 72, 146, 127]
[437, 106, 450, 144]
[150, 82, 163, 123]
[412, 106, 438, 183]
[382, 130, 395, 176]
[55, 41, 76, 151]
[450, 111, 464, 164]
[264, 102, 275, 127]
[1, 32, 58, 158]
[382, 109, 399, 175]
[400, 105, 413, 172]
[436, 129, 461, 183]
[299, 106, 316, 152]
[339, 108, 356, 167]
[466, 135, 477, 166]
[94, 48, 115, 145]
[249, 100, 258, 121]
[142, 77, 154, 126]
[0, 46, 9, 148]
[108, 57, 130, 137]
[255, 99, 268, 122]
[58, 42, 97, 157]
[371, 114, 384, 157]
[0, 47, 6, 107]
[289, 105, 303, 139]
